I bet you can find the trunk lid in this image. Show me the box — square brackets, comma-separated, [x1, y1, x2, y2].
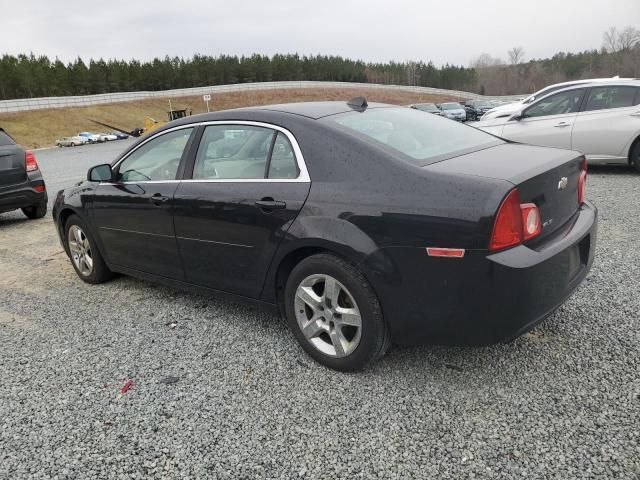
[424, 143, 583, 243]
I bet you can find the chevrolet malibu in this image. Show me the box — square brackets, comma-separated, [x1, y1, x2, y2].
[53, 98, 597, 371]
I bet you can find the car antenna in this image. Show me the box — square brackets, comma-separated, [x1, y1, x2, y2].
[347, 96, 368, 110]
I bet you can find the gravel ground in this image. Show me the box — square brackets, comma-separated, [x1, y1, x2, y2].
[0, 144, 638, 479]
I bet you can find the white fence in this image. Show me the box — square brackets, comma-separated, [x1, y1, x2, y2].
[0, 81, 524, 113]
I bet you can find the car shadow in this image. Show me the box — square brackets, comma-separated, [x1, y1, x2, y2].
[587, 164, 635, 175]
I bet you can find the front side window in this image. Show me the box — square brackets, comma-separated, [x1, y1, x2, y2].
[583, 86, 638, 111]
[193, 125, 299, 180]
[117, 128, 193, 182]
[324, 107, 503, 166]
[524, 89, 585, 118]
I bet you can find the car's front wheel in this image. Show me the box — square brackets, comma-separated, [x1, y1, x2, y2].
[284, 253, 390, 371]
[65, 215, 113, 284]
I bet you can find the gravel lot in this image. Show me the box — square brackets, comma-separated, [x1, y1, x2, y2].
[0, 142, 638, 479]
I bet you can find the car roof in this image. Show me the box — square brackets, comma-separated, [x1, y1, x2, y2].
[244, 101, 394, 119]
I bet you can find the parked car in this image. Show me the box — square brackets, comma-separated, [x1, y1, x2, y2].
[437, 102, 467, 121]
[409, 103, 443, 115]
[463, 99, 494, 121]
[78, 132, 102, 143]
[475, 80, 640, 170]
[56, 136, 89, 147]
[481, 76, 632, 121]
[98, 133, 118, 142]
[53, 99, 596, 371]
[0, 128, 47, 219]
[112, 131, 129, 140]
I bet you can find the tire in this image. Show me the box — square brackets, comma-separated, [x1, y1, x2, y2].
[21, 196, 47, 219]
[284, 253, 390, 371]
[70, 142, 75, 147]
[65, 214, 113, 284]
[631, 141, 640, 173]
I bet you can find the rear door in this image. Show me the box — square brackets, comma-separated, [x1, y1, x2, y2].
[501, 88, 586, 149]
[92, 127, 195, 279]
[571, 85, 640, 159]
[0, 130, 26, 189]
[173, 122, 311, 298]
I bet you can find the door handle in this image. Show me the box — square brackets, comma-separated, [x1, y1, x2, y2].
[255, 198, 286, 211]
[149, 193, 169, 205]
[554, 122, 571, 128]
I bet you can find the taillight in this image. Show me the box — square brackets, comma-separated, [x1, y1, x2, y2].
[25, 150, 38, 172]
[578, 157, 587, 204]
[489, 189, 542, 251]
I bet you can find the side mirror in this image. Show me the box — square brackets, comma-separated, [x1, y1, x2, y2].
[509, 112, 524, 121]
[88, 164, 113, 182]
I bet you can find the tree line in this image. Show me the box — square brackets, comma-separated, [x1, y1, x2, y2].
[0, 54, 478, 100]
[0, 26, 638, 101]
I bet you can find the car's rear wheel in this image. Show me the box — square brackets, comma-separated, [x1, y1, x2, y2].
[631, 141, 640, 173]
[284, 253, 389, 371]
[70, 142, 76, 147]
[22, 197, 47, 219]
[65, 215, 113, 284]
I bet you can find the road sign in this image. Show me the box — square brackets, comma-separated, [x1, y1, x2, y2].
[203, 94, 211, 112]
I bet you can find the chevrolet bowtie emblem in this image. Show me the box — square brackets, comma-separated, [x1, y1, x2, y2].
[558, 177, 568, 190]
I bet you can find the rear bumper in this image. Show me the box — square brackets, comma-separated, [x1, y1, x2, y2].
[0, 177, 47, 213]
[361, 201, 598, 345]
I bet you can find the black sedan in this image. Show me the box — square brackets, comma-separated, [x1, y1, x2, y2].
[52, 98, 597, 371]
[0, 128, 47, 219]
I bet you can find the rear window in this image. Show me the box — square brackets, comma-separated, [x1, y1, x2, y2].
[0, 130, 16, 146]
[323, 107, 503, 166]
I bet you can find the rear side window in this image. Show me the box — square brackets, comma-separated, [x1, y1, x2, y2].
[583, 86, 639, 111]
[323, 107, 503, 166]
[0, 130, 16, 146]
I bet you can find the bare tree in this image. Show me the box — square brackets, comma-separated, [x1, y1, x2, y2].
[618, 26, 640, 52]
[507, 47, 525, 65]
[405, 61, 419, 86]
[470, 53, 503, 69]
[603, 27, 619, 52]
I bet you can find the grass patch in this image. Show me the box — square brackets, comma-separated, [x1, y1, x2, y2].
[0, 88, 456, 148]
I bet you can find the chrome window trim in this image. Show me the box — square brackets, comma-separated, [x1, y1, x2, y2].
[107, 120, 311, 185]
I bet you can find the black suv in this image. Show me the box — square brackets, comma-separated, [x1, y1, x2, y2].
[0, 128, 47, 219]
[463, 100, 494, 121]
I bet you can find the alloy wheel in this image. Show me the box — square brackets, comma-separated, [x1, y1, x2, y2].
[294, 274, 362, 358]
[68, 225, 93, 276]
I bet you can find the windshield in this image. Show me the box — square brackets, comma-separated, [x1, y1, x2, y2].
[323, 107, 503, 166]
[440, 103, 462, 110]
[473, 101, 492, 108]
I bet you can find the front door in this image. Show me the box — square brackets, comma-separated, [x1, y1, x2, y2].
[501, 88, 586, 150]
[92, 127, 195, 279]
[173, 123, 310, 298]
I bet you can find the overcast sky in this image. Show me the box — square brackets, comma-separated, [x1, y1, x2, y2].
[2, 0, 638, 66]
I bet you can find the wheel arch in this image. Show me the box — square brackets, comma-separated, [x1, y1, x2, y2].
[268, 242, 369, 316]
[627, 134, 640, 165]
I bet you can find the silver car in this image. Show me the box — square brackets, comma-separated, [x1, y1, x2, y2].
[438, 102, 466, 122]
[475, 81, 640, 170]
[56, 136, 89, 147]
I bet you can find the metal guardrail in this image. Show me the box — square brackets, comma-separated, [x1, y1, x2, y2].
[0, 81, 524, 113]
